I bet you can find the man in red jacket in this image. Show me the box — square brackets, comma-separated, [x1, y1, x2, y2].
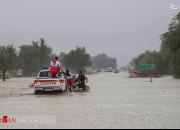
[50, 56, 61, 78]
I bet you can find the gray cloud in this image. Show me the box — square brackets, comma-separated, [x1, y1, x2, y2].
[0, 0, 180, 66]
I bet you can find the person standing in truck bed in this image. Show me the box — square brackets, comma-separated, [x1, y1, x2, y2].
[50, 56, 61, 78]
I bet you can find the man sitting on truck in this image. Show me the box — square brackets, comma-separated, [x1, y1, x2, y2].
[50, 56, 61, 78]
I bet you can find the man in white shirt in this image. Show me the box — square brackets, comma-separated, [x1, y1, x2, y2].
[51, 56, 61, 67]
[50, 56, 61, 77]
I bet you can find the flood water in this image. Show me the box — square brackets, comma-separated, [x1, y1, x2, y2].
[0, 72, 180, 129]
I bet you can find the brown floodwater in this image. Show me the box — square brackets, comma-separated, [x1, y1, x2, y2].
[0, 72, 180, 129]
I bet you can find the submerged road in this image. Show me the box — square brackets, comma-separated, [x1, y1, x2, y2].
[0, 72, 180, 129]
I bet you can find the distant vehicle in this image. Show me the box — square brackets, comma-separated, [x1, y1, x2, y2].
[114, 69, 120, 73]
[34, 69, 66, 94]
[105, 69, 113, 72]
[96, 69, 101, 73]
[105, 68, 113, 72]
[120, 66, 130, 72]
[16, 69, 23, 77]
[0, 72, 10, 79]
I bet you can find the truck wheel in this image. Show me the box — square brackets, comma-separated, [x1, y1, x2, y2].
[56, 90, 62, 93]
[65, 85, 68, 93]
[34, 90, 40, 95]
[34, 90, 37, 95]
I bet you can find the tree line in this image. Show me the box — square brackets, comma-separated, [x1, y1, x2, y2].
[91, 54, 117, 69]
[131, 12, 180, 78]
[0, 39, 117, 81]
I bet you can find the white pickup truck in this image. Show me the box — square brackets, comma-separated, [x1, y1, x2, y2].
[34, 69, 67, 94]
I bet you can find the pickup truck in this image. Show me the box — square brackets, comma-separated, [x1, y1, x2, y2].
[34, 69, 67, 94]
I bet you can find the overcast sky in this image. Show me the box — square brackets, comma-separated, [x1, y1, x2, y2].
[0, 0, 180, 66]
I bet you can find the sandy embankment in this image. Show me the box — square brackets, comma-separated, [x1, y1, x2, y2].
[0, 77, 34, 98]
